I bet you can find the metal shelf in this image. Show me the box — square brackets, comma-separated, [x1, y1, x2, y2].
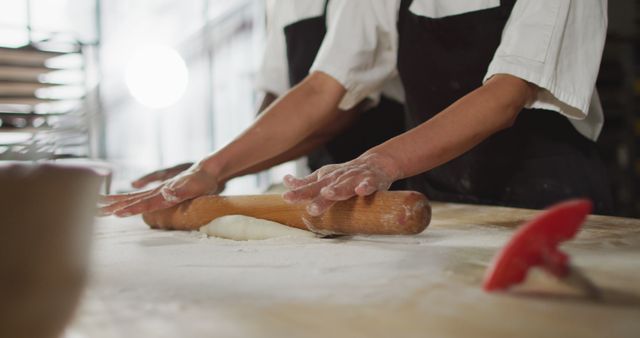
[0, 43, 93, 161]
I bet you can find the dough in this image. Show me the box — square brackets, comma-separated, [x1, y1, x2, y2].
[199, 215, 316, 241]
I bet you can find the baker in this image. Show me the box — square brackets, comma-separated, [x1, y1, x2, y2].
[101, 0, 613, 217]
[282, 0, 614, 215]
[257, 0, 405, 173]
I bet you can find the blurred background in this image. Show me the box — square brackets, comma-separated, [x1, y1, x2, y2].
[0, 0, 638, 216]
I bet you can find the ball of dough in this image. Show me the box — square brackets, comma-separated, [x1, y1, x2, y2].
[199, 215, 316, 241]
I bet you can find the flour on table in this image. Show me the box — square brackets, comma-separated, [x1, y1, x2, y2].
[199, 215, 316, 241]
[510, 267, 585, 297]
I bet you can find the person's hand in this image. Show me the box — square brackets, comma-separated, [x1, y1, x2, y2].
[282, 153, 402, 216]
[131, 162, 193, 189]
[99, 163, 222, 217]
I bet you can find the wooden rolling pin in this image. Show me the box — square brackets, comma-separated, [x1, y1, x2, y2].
[143, 191, 431, 235]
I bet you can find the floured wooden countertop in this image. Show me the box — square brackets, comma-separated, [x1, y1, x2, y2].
[67, 203, 640, 338]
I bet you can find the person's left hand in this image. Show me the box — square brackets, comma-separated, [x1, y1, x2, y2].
[130, 162, 194, 189]
[99, 162, 224, 217]
[282, 153, 402, 216]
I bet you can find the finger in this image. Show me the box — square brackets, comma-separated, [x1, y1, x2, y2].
[283, 172, 318, 189]
[131, 171, 169, 189]
[113, 193, 178, 217]
[96, 207, 115, 217]
[98, 194, 116, 205]
[306, 195, 336, 216]
[99, 194, 153, 215]
[319, 168, 361, 200]
[160, 186, 182, 202]
[99, 189, 158, 216]
[98, 195, 149, 216]
[282, 175, 335, 203]
[99, 190, 153, 204]
[131, 163, 193, 188]
[321, 175, 361, 201]
[161, 174, 203, 201]
[354, 178, 380, 196]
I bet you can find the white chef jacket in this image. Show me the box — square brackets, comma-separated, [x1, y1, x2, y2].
[255, 0, 406, 108]
[310, 0, 608, 140]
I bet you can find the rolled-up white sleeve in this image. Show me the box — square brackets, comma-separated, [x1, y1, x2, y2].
[485, 0, 607, 121]
[310, 0, 401, 110]
[255, 1, 290, 96]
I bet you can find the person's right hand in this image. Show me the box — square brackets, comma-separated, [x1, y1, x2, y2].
[99, 162, 222, 217]
[131, 162, 193, 189]
[282, 153, 401, 216]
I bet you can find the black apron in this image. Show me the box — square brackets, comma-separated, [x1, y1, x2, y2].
[396, 0, 613, 214]
[284, 0, 406, 191]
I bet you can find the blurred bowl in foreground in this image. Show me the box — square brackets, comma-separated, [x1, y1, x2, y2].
[0, 163, 103, 338]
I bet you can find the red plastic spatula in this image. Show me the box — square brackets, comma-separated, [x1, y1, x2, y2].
[483, 199, 600, 297]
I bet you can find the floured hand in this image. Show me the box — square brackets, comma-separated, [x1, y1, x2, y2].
[130, 162, 194, 189]
[282, 153, 402, 216]
[99, 163, 223, 217]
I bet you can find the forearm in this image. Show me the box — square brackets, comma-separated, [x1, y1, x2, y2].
[257, 92, 278, 115]
[234, 105, 363, 177]
[202, 71, 346, 182]
[366, 74, 536, 180]
[232, 135, 330, 177]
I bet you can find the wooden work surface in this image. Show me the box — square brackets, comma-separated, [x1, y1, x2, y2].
[67, 203, 640, 338]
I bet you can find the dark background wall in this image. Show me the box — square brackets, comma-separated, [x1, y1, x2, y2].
[597, 1, 638, 216]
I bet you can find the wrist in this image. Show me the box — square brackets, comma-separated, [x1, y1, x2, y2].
[359, 151, 404, 182]
[197, 155, 225, 182]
